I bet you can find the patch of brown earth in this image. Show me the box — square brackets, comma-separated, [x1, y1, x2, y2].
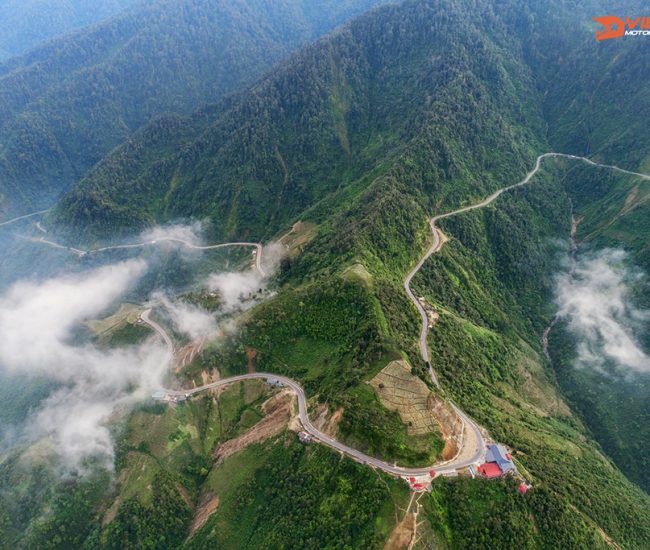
[429, 394, 462, 461]
[189, 492, 220, 536]
[200, 368, 220, 387]
[214, 390, 294, 462]
[384, 513, 415, 550]
[311, 404, 343, 437]
[175, 337, 207, 371]
[246, 347, 257, 373]
[176, 483, 194, 511]
[278, 220, 317, 255]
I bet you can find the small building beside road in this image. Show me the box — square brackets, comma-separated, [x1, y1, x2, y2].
[152, 391, 168, 402]
[478, 443, 516, 478]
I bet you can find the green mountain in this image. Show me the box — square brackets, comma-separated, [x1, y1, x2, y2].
[3, 0, 650, 548]
[52, 0, 548, 244]
[0, 0, 138, 61]
[0, 0, 389, 219]
[52, 0, 650, 245]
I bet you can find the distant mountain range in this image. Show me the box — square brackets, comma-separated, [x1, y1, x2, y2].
[0, 0, 138, 60]
[2, 0, 650, 548]
[0, 0, 390, 218]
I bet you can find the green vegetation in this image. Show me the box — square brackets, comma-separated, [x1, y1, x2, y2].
[338, 384, 444, 466]
[546, 163, 650, 493]
[0, 0, 136, 61]
[101, 472, 191, 550]
[4, 0, 650, 547]
[425, 477, 607, 549]
[0, 0, 390, 219]
[241, 279, 385, 391]
[187, 438, 408, 549]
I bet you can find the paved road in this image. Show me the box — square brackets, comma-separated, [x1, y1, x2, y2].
[403, 152, 650, 383]
[0, 209, 50, 227]
[158, 152, 650, 478]
[20, 234, 266, 276]
[32, 151, 648, 478]
[167, 372, 481, 476]
[140, 308, 174, 353]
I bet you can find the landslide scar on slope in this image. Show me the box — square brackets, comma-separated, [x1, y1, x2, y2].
[212, 390, 295, 463]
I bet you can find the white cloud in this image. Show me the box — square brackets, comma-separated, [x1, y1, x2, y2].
[155, 293, 217, 340]
[555, 248, 650, 374]
[140, 222, 203, 247]
[205, 241, 285, 313]
[0, 260, 171, 471]
[206, 270, 264, 313]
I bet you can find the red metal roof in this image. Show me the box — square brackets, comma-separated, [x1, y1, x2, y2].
[478, 462, 502, 478]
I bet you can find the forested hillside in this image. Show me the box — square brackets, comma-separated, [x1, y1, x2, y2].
[0, 0, 389, 218]
[52, 0, 548, 244]
[3, 0, 650, 547]
[52, 0, 650, 245]
[0, 0, 137, 60]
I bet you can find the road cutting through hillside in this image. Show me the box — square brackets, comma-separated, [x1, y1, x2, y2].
[17, 232, 266, 276]
[0, 208, 50, 227]
[403, 152, 650, 388]
[23, 152, 649, 480]
[143, 152, 650, 480]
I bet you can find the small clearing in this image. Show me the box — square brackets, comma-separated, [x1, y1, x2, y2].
[278, 220, 317, 254]
[384, 512, 415, 550]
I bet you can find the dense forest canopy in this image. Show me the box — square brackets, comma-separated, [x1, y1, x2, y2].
[1, 0, 650, 548]
[0, 0, 391, 219]
[0, 0, 138, 60]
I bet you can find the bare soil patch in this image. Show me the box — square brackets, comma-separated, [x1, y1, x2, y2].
[189, 492, 220, 536]
[246, 347, 257, 373]
[311, 404, 343, 437]
[213, 391, 294, 462]
[384, 512, 415, 550]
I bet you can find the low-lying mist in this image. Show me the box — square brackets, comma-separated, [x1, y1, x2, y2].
[0, 259, 169, 472]
[0, 222, 285, 473]
[555, 248, 650, 375]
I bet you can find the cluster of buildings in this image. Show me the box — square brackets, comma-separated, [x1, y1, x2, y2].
[476, 444, 516, 478]
[151, 391, 188, 404]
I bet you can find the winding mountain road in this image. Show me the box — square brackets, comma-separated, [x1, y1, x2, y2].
[24, 152, 649, 479]
[158, 152, 650, 479]
[140, 308, 174, 353]
[403, 152, 650, 387]
[19, 234, 266, 276]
